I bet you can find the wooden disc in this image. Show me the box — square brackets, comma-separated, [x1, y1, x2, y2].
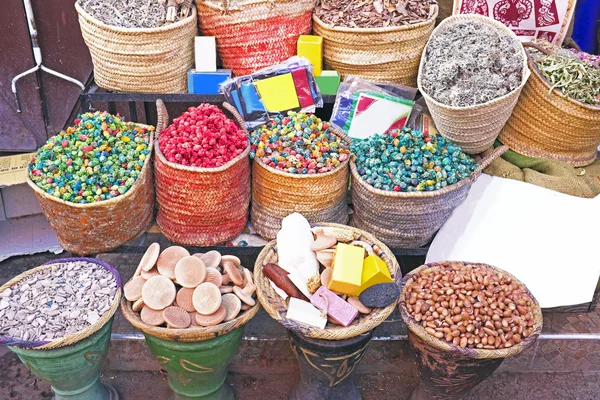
[192, 253, 204, 259]
[132, 298, 145, 312]
[163, 306, 191, 329]
[233, 286, 256, 307]
[220, 255, 241, 267]
[139, 242, 161, 272]
[124, 276, 146, 302]
[321, 268, 333, 288]
[174, 256, 207, 288]
[219, 286, 233, 294]
[157, 246, 190, 279]
[242, 268, 253, 286]
[200, 250, 222, 269]
[141, 267, 160, 280]
[189, 312, 199, 326]
[240, 303, 251, 311]
[223, 262, 244, 286]
[142, 276, 176, 310]
[141, 306, 165, 326]
[192, 282, 221, 315]
[311, 234, 337, 251]
[204, 268, 223, 287]
[316, 249, 335, 268]
[176, 287, 196, 312]
[195, 305, 227, 327]
[221, 293, 242, 322]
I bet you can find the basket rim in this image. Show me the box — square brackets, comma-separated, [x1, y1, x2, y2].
[26, 126, 154, 209]
[253, 155, 350, 179]
[198, 0, 315, 12]
[399, 261, 543, 359]
[155, 141, 251, 173]
[417, 14, 531, 111]
[312, 4, 438, 33]
[75, 1, 197, 34]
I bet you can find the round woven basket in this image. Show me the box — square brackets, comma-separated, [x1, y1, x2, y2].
[0, 257, 122, 349]
[254, 223, 401, 340]
[498, 43, 600, 167]
[196, 0, 315, 76]
[417, 14, 531, 154]
[350, 146, 507, 248]
[154, 100, 251, 246]
[312, 5, 437, 86]
[76, 2, 197, 93]
[26, 128, 155, 256]
[399, 261, 543, 359]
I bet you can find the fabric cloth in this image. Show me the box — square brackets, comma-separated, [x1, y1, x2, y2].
[571, 0, 600, 53]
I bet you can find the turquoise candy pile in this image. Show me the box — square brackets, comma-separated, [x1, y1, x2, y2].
[249, 111, 350, 174]
[351, 128, 478, 192]
[28, 111, 152, 204]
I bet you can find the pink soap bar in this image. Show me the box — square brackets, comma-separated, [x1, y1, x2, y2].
[310, 286, 358, 327]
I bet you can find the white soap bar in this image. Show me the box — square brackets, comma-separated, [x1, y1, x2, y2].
[194, 36, 217, 72]
[277, 213, 318, 278]
[286, 298, 327, 329]
[270, 280, 288, 300]
[288, 269, 313, 300]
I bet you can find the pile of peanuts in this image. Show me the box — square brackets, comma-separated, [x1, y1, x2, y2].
[403, 262, 536, 350]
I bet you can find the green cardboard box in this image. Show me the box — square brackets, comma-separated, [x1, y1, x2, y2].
[315, 70, 340, 95]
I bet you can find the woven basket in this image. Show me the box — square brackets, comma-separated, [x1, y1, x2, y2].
[0, 257, 122, 349]
[254, 223, 401, 340]
[27, 129, 155, 256]
[418, 14, 531, 154]
[250, 127, 351, 241]
[498, 43, 600, 167]
[76, 2, 197, 93]
[351, 145, 507, 249]
[154, 100, 251, 246]
[196, 0, 316, 76]
[312, 5, 437, 87]
[399, 261, 543, 359]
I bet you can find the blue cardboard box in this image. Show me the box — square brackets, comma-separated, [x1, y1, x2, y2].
[187, 69, 232, 95]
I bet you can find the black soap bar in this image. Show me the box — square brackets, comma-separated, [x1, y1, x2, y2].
[359, 283, 400, 308]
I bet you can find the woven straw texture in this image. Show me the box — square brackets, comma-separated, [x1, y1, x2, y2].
[399, 261, 543, 360]
[312, 5, 438, 86]
[76, 2, 197, 93]
[254, 223, 401, 340]
[196, 0, 316, 76]
[498, 43, 600, 167]
[1, 257, 122, 349]
[417, 14, 531, 154]
[154, 100, 251, 246]
[250, 127, 352, 241]
[350, 146, 507, 248]
[26, 129, 155, 256]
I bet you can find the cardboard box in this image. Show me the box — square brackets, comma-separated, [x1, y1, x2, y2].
[188, 69, 232, 95]
[297, 35, 323, 76]
[194, 36, 217, 72]
[315, 70, 340, 95]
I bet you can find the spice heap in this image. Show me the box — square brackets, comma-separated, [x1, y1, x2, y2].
[421, 20, 523, 107]
[78, 0, 191, 28]
[249, 112, 350, 174]
[315, 0, 434, 28]
[0, 261, 118, 342]
[404, 262, 537, 349]
[29, 112, 151, 204]
[158, 104, 248, 168]
[351, 128, 478, 192]
[125, 244, 255, 329]
[531, 39, 600, 69]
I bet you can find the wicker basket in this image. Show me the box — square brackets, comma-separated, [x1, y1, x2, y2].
[196, 0, 315, 76]
[76, 2, 197, 93]
[0, 258, 122, 349]
[498, 43, 600, 167]
[351, 146, 507, 249]
[27, 129, 155, 256]
[254, 223, 401, 340]
[418, 14, 531, 154]
[154, 100, 251, 246]
[312, 5, 437, 87]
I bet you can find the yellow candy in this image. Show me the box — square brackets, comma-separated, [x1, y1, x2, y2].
[393, 138, 399, 147]
[86, 167, 93, 174]
[400, 146, 406, 153]
[426, 180, 435, 186]
[139, 154, 146, 161]
[258, 142, 265, 148]
[136, 144, 145, 152]
[121, 136, 130, 143]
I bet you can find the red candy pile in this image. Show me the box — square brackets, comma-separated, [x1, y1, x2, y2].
[158, 104, 248, 168]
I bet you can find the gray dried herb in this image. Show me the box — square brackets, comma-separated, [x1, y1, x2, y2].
[78, 0, 187, 28]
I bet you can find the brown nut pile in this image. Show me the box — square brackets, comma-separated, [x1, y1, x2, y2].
[403, 262, 536, 350]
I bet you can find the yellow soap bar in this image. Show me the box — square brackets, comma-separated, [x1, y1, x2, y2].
[297, 35, 323, 76]
[355, 254, 393, 296]
[328, 243, 365, 295]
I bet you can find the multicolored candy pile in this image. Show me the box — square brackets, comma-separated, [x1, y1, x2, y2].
[249, 111, 350, 174]
[351, 128, 478, 192]
[29, 111, 152, 204]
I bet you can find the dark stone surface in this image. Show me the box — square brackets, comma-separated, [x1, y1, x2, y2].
[359, 283, 400, 308]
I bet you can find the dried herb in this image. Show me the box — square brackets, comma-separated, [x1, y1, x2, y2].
[532, 38, 600, 70]
[315, 0, 435, 29]
[78, 0, 188, 28]
[421, 21, 523, 107]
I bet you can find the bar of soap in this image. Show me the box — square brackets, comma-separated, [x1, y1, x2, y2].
[315, 70, 340, 95]
[194, 36, 217, 72]
[355, 254, 393, 296]
[328, 243, 365, 296]
[286, 298, 327, 329]
[297, 35, 323, 76]
[311, 286, 358, 327]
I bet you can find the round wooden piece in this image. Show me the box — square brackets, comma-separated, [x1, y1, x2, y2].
[192, 282, 222, 315]
[220, 286, 234, 294]
[189, 312, 199, 326]
[174, 256, 207, 288]
[157, 246, 190, 279]
[242, 268, 253, 286]
[348, 296, 372, 314]
[200, 250, 222, 269]
[141, 267, 160, 280]
[316, 249, 335, 268]
[176, 287, 196, 312]
[163, 306, 191, 329]
[142, 275, 176, 310]
[141, 306, 165, 326]
[311, 234, 337, 251]
[220, 255, 241, 267]
[221, 293, 242, 321]
[192, 253, 204, 259]
[204, 268, 223, 287]
[240, 303, 251, 311]
[321, 268, 333, 288]
[124, 276, 146, 302]
[132, 298, 145, 312]
[223, 262, 244, 286]
[233, 286, 256, 307]
[139, 242, 161, 272]
[195, 305, 227, 327]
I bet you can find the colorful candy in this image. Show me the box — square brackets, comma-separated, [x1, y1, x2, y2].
[28, 111, 152, 204]
[249, 111, 350, 174]
[351, 128, 478, 192]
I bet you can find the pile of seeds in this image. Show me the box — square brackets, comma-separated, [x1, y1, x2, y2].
[0, 261, 118, 342]
[403, 262, 537, 349]
[315, 0, 434, 28]
[421, 20, 524, 107]
[125, 244, 255, 329]
[78, 0, 189, 28]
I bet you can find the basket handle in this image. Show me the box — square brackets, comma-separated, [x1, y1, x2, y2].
[155, 99, 170, 135]
[469, 145, 508, 182]
[222, 101, 248, 133]
[329, 124, 353, 146]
